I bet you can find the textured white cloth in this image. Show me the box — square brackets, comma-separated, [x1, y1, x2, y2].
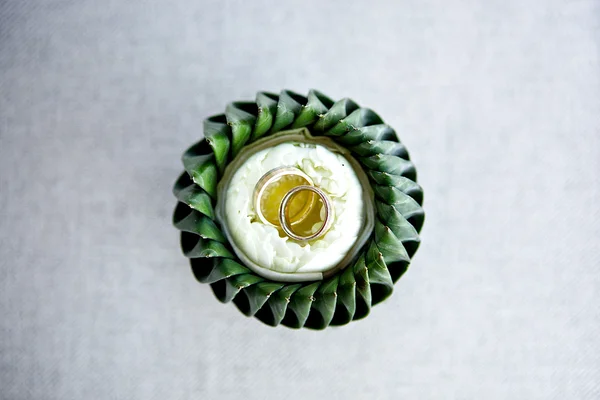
[1, 0, 598, 399]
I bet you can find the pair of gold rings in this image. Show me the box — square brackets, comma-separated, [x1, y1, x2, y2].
[253, 166, 334, 241]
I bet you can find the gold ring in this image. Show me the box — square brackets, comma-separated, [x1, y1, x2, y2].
[253, 166, 314, 227]
[279, 185, 334, 242]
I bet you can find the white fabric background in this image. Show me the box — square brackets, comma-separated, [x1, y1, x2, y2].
[1, 0, 599, 399]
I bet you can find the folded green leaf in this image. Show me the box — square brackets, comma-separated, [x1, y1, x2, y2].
[270, 90, 307, 133]
[307, 276, 339, 329]
[375, 202, 421, 244]
[173, 205, 226, 242]
[253, 92, 279, 141]
[226, 102, 257, 158]
[204, 115, 231, 175]
[291, 89, 334, 129]
[367, 171, 423, 204]
[352, 255, 372, 320]
[312, 98, 359, 133]
[182, 233, 234, 259]
[365, 241, 394, 304]
[261, 284, 303, 326]
[242, 282, 286, 316]
[373, 186, 425, 225]
[387, 260, 410, 284]
[173, 174, 214, 219]
[332, 264, 357, 325]
[199, 258, 251, 284]
[181, 141, 218, 198]
[284, 282, 320, 328]
[349, 140, 408, 159]
[373, 220, 410, 264]
[326, 108, 384, 137]
[358, 154, 416, 180]
[213, 273, 264, 303]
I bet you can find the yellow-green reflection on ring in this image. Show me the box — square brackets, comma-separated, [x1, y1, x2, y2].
[253, 167, 315, 227]
[279, 185, 334, 242]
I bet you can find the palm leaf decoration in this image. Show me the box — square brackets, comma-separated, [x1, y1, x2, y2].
[173, 89, 424, 329]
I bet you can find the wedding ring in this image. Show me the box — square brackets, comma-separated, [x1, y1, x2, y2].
[253, 166, 314, 227]
[279, 185, 334, 242]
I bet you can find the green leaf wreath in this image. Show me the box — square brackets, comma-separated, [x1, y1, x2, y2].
[173, 89, 424, 329]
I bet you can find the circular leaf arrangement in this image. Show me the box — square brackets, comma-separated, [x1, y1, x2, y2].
[173, 89, 425, 329]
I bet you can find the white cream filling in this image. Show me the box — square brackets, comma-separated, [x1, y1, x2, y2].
[222, 142, 365, 275]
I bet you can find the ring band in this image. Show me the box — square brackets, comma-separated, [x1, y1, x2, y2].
[279, 185, 334, 242]
[253, 166, 314, 227]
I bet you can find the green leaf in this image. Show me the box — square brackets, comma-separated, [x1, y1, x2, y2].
[184, 157, 217, 199]
[176, 186, 213, 219]
[349, 140, 407, 159]
[359, 154, 417, 180]
[335, 125, 397, 147]
[211, 278, 239, 303]
[387, 260, 410, 284]
[204, 115, 231, 175]
[325, 108, 384, 137]
[373, 186, 425, 221]
[331, 265, 357, 325]
[375, 189, 426, 233]
[195, 217, 226, 242]
[230, 273, 265, 290]
[291, 89, 333, 128]
[365, 241, 394, 304]
[182, 234, 235, 259]
[283, 282, 320, 328]
[199, 258, 251, 284]
[306, 276, 339, 329]
[173, 173, 214, 219]
[212, 273, 264, 303]
[226, 102, 257, 158]
[242, 282, 285, 316]
[181, 140, 218, 197]
[173, 204, 226, 242]
[252, 92, 279, 141]
[262, 284, 303, 326]
[373, 220, 410, 264]
[189, 257, 213, 284]
[270, 90, 307, 133]
[352, 255, 372, 320]
[375, 202, 421, 244]
[312, 98, 359, 133]
[367, 171, 423, 204]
